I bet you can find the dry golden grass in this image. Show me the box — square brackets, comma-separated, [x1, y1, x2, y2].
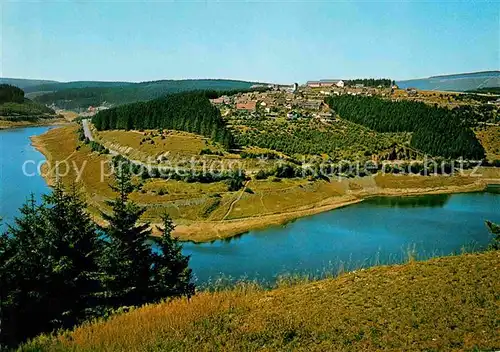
[22, 251, 500, 352]
[374, 174, 478, 189]
[0, 117, 68, 129]
[391, 89, 463, 108]
[139, 179, 227, 196]
[475, 125, 500, 162]
[97, 128, 285, 171]
[58, 110, 79, 122]
[227, 179, 346, 219]
[32, 126, 233, 225]
[31, 125, 116, 199]
[171, 196, 361, 242]
[96, 129, 222, 161]
[472, 166, 500, 180]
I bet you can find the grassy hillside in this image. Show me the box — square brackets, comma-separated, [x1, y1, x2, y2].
[35, 122, 493, 242]
[397, 71, 500, 91]
[0, 85, 56, 121]
[92, 91, 234, 148]
[33, 79, 261, 110]
[0, 100, 55, 118]
[475, 125, 500, 162]
[21, 251, 500, 351]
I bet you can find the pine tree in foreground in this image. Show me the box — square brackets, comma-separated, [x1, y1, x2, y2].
[101, 159, 195, 307]
[1, 195, 46, 347]
[1, 165, 195, 349]
[40, 183, 105, 324]
[151, 215, 195, 300]
[0, 183, 104, 348]
[100, 159, 154, 307]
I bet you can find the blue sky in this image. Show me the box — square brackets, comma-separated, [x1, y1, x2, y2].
[2, 1, 498, 83]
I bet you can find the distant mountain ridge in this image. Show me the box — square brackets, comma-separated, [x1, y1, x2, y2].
[0, 78, 262, 94]
[0, 78, 59, 89]
[22, 81, 134, 93]
[3, 70, 498, 109]
[396, 71, 499, 92]
[430, 70, 499, 79]
[19, 79, 263, 110]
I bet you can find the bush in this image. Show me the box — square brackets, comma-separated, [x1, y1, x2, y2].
[255, 169, 269, 180]
[274, 164, 298, 178]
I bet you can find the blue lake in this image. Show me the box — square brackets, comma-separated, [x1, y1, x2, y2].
[183, 191, 500, 285]
[1, 126, 499, 286]
[0, 126, 54, 231]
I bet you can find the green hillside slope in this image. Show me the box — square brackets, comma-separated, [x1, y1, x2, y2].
[33, 79, 261, 110]
[21, 251, 500, 352]
[0, 84, 55, 120]
[397, 71, 499, 91]
[92, 91, 234, 148]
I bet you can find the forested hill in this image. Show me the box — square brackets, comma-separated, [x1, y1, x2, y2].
[396, 71, 499, 91]
[32, 79, 260, 110]
[326, 95, 485, 159]
[92, 92, 234, 148]
[0, 84, 25, 104]
[345, 78, 393, 87]
[0, 78, 59, 89]
[0, 84, 55, 119]
[22, 81, 134, 93]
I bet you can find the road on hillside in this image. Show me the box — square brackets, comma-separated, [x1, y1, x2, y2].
[80, 119, 257, 177]
[82, 119, 94, 141]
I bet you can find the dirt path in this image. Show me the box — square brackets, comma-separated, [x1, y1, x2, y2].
[222, 180, 251, 220]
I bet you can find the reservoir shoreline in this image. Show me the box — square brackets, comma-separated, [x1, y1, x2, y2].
[2, 125, 499, 284]
[30, 125, 495, 243]
[170, 182, 487, 242]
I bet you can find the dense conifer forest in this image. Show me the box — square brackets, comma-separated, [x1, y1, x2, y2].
[326, 95, 485, 159]
[344, 78, 393, 87]
[0, 84, 25, 103]
[92, 92, 234, 148]
[0, 84, 55, 119]
[33, 79, 260, 109]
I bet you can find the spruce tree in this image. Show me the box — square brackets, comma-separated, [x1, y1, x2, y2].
[0, 195, 47, 347]
[40, 183, 105, 325]
[151, 215, 194, 300]
[0, 184, 103, 348]
[101, 159, 153, 307]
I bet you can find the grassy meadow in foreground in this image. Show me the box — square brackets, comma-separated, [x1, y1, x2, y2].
[20, 251, 500, 352]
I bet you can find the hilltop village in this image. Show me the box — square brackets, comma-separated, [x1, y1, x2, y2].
[210, 79, 499, 124]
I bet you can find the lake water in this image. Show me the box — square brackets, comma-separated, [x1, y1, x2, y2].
[184, 191, 500, 285]
[1, 126, 499, 286]
[0, 126, 54, 231]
